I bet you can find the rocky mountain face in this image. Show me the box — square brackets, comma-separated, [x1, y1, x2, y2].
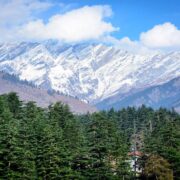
[0, 41, 179, 110]
[96, 77, 180, 112]
[0, 72, 97, 114]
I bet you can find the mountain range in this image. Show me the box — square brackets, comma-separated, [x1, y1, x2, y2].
[97, 77, 180, 112]
[0, 41, 179, 111]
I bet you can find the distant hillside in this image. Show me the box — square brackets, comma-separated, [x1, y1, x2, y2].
[96, 77, 180, 112]
[0, 72, 97, 114]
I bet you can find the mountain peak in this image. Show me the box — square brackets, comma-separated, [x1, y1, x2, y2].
[0, 42, 179, 105]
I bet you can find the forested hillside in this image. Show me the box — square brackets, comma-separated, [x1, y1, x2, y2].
[0, 93, 179, 179]
[0, 72, 97, 114]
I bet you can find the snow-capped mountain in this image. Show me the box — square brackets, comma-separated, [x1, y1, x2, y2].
[0, 41, 180, 106]
[96, 77, 180, 112]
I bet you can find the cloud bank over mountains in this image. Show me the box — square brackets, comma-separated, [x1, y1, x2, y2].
[0, 0, 180, 53]
[140, 23, 180, 48]
[18, 5, 117, 42]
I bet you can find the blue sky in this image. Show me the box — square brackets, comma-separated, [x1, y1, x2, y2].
[0, 0, 180, 53]
[44, 0, 180, 40]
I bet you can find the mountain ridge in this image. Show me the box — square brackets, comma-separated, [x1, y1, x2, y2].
[0, 41, 179, 109]
[96, 76, 180, 112]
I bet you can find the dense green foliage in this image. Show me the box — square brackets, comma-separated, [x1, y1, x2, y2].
[0, 93, 179, 179]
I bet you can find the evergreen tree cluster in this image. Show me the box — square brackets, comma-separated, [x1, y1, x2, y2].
[0, 93, 179, 179]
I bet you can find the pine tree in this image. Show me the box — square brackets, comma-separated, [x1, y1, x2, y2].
[0, 99, 30, 178]
[48, 102, 84, 178]
[6, 92, 22, 118]
[144, 111, 180, 179]
[85, 112, 130, 179]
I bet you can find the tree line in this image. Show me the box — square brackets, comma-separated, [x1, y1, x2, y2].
[0, 92, 179, 179]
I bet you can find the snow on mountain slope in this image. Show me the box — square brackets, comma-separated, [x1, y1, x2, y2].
[0, 41, 179, 104]
[96, 77, 180, 111]
[0, 72, 97, 114]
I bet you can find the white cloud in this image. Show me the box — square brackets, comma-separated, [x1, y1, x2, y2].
[0, 0, 52, 26]
[0, 1, 179, 53]
[0, 0, 53, 42]
[103, 36, 157, 55]
[17, 5, 117, 42]
[104, 23, 180, 54]
[140, 22, 180, 48]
